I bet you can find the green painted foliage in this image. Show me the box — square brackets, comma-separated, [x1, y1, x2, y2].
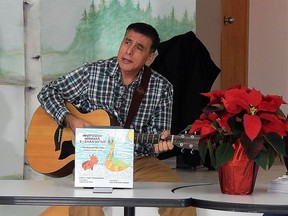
[43, 0, 195, 79]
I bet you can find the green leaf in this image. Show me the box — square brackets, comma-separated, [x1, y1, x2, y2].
[264, 132, 286, 156]
[198, 140, 217, 169]
[267, 146, 276, 170]
[215, 142, 234, 168]
[211, 120, 219, 129]
[198, 141, 208, 163]
[228, 115, 244, 137]
[276, 108, 286, 118]
[254, 145, 277, 170]
[181, 124, 192, 132]
[240, 134, 263, 160]
[207, 140, 216, 169]
[254, 147, 268, 170]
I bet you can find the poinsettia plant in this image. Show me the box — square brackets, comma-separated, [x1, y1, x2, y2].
[189, 85, 288, 170]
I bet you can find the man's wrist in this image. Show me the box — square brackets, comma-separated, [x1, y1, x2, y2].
[64, 113, 73, 128]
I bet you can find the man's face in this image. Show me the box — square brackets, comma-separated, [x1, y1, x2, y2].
[117, 30, 154, 75]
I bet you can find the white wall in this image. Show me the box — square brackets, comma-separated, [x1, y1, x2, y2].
[196, 0, 221, 90]
[249, 0, 288, 115]
[0, 86, 25, 179]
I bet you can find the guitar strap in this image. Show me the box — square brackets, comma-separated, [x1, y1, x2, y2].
[124, 65, 151, 129]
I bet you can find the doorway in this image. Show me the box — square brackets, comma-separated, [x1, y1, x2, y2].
[221, 0, 249, 90]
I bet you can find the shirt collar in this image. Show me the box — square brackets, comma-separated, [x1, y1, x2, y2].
[105, 57, 119, 77]
[106, 57, 145, 87]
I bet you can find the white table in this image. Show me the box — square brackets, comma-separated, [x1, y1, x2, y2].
[0, 180, 202, 216]
[174, 183, 288, 214]
[2, 180, 287, 215]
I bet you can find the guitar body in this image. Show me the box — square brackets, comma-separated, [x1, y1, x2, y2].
[26, 103, 111, 177]
[27, 103, 199, 178]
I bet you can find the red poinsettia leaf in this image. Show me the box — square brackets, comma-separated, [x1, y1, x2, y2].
[217, 113, 233, 132]
[258, 101, 279, 113]
[258, 112, 287, 136]
[247, 88, 263, 107]
[201, 92, 215, 100]
[258, 112, 278, 122]
[266, 95, 287, 105]
[201, 90, 224, 105]
[222, 98, 243, 114]
[262, 121, 287, 137]
[199, 113, 207, 120]
[276, 113, 287, 121]
[226, 88, 247, 99]
[224, 89, 249, 113]
[258, 95, 286, 112]
[219, 112, 234, 122]
[189, 120, 205, 133]
[189, 119, 216, 137]
[200, 124, 217, 137]
[207, 112, 218, 120]
[243, 114, 262, 141]
[241, 86, 250, 92]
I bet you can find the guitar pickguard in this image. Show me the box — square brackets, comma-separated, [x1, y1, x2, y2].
[58, 140, 75, 160]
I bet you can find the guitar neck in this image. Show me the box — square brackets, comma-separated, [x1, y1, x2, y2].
[134, 133, 168, 144]
[134, 133, 199, 151]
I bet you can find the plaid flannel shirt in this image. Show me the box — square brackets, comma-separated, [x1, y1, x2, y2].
[38, 57, 173, 156]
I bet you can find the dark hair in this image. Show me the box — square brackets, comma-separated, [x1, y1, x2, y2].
[126, 22, 160, 53]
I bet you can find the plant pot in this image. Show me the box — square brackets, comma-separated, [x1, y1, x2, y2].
[217, 142, 259, 195]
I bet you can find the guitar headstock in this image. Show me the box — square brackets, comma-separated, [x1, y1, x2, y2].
[172, 134, 200, 152]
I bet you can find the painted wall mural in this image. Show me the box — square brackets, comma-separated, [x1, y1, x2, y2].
[0, 0, 25, 179]
[0, 0, 25, 85]
[41, 0, 196, 81]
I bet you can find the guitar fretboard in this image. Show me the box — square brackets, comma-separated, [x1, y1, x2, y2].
[134, 133, 169, 144]
[134, 133, 200, 151]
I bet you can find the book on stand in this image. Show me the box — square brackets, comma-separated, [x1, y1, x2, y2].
[74, 127, 134, 189]
[267, 173, 288, 193]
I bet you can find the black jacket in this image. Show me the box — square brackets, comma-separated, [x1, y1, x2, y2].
[151, 31, 220, 160]
[151, 31, 220, 135]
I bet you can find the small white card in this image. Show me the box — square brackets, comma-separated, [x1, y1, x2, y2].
[267, 174, 288, 193]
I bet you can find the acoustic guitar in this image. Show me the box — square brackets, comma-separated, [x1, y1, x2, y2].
[26, 103, 200, 178]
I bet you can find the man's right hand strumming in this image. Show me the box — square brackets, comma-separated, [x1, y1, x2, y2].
[64, 114, 92, 133]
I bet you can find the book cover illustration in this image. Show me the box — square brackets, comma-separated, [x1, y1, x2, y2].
[74, 128, 134, 188]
